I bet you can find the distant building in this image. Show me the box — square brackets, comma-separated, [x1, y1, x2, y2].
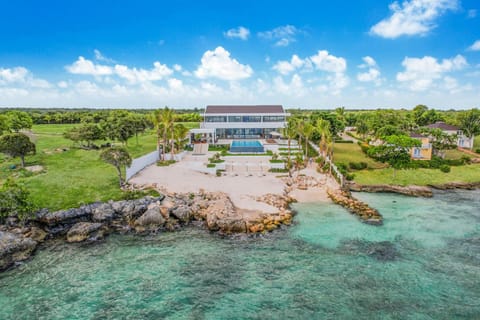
[196, 105, 289, 141]
[409, 133, 432, 160]
[425, 121, 474, 149]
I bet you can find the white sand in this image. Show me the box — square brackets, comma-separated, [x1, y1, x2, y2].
[130, 152, 334, 212]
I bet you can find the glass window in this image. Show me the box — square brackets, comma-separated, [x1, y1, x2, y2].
[263, 116, 285, 122]
[205, 116, 227, 122]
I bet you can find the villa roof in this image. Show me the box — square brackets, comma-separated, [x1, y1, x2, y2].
[205, 105, 284, 114]
[425, 121, 459, 131]
[410, 133, 427, 139]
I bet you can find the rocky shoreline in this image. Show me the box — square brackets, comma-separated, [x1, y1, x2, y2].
[0, 191, 294, 272]
[327, 189, 383, 225]
[348, 181, 480, 197]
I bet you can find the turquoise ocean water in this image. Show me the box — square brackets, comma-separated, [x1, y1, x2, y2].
[0, 190, 479, 319]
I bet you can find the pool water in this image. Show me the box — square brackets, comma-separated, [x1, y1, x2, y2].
[230, 140, 264, 153]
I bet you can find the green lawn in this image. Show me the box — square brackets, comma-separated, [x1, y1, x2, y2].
[354, 164, 480, 186]
[333, 143, 386, 169]
[474, 135, 480, 151]
[0, 123, 199, 210]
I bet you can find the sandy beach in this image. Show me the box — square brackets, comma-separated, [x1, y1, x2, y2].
[129, 153, 335, 213]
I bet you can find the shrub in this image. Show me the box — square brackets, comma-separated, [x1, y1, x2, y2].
[0, 178, 36, 224]
[334, 140, 354, 144]
[206, 163, 216, 168]
[349, 161, 368, 170]
[345, 173, 355, 181]
[439, 164, 451, 173]
[157, 160, 176, 166]
[476, 148, 480, 154]
[216, 169, 225, 176]
[269, 168, 289, 173]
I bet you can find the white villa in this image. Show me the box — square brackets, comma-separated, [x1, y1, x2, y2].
[189, 105, 289, 143]
[425, 121, 474, 149]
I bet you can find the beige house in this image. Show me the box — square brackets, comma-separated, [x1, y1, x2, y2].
[409, 133, 432, 161]
[426, 121, 474, 149]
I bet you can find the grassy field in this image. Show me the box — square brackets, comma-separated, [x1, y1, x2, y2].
[0, 123, 199, 210]
[474, 135, 480, 151]
[333, 143, 386, 169]
[354, 164, 480, 186]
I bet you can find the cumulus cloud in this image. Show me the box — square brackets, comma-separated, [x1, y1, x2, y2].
[272, 54, 307, 75]
[370, 0, 458, 39]
[114, 62, 173, 84]
[357, 56, 382, 84]
[224, 26, 250, 40]
[94, 49, 116, 63]
[66, 56, 113, 76]
[0, 66, 51, 88]
[309, 50, 347, 73]
[468, 40, 480, 51]
[258, 25, 302, 47]
[66, 57, 173, 83]
[195, 46, 253, 81]
[396, 54, 467, 91]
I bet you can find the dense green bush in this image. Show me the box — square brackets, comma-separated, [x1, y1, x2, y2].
[439, 164, 451, 173]
[476, 149, 480, 154]
[206, 163, 216, 168]
[0, 178, 36, 224]
[349, 161, 368, 170]
[334, 140, 354, 144]
[269, 168, 289, 173]
[157, 160, 176, 166]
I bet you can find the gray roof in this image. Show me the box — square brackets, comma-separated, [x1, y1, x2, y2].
[425, 121, 459, 131]
[205, 105, 284, 114]
[410, 133, 427, 139]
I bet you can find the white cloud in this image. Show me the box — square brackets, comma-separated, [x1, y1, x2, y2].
[272, 54, 306, 75]
[66, 56, 113, 76]
[114, 62, 173, 84]
[224, 26, 250, 40]
[94, 49, 115, 63]
[273, 74, 306, 96]
[57, 81, 68, 88]
[0, 66, 51, 88]
[0, 67, 29, 83]
[396, 54, 467, 91]
[258, 25, 302, 47]
[468, 40, 480, 51]
[173, 64, 182, 71]
[370, 0, 458, 39]
[357, 56, 382, 84]
[66, 57, 173, 83]
[195, 46, 253, 81]
[309, 50, 347, 73]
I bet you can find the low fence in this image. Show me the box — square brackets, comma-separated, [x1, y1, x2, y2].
[308, 141, 345, 188]
[126, 150, 159, 181]
[126, 151, 188, 181]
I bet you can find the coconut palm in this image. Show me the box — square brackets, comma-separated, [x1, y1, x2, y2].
[281, 119, 297, 177]
[316, 119, 331, 158]
[151, 107, 175, 160]
[303, 122, 315, 159]
[173, 123, 189, 153]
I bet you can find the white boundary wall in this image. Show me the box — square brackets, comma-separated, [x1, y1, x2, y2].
[126, 150, 159, 181]
[126, 151, 188, 181]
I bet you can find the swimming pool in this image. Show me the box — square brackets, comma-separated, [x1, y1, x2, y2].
[230, 140, 265, 153]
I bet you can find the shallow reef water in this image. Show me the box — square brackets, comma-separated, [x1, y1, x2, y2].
[0, 190, 479, 319]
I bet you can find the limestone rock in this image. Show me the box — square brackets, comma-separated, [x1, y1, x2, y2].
[171, 205, 192, 222]
[66, 222, 105, 243]
[92, 203, 116, 222]
[134, 207, 166, 232]
[0, 231, 37, 271]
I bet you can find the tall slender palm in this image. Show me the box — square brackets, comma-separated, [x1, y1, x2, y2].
[316, 119, 331, 158]
[303, 122, 315, 159]
[151, 107, 175, 160]
[173, 123, 189, 153]
[281, 119, 297, 177]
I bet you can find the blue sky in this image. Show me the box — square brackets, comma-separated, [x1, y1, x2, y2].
[0, 0, 479, 109]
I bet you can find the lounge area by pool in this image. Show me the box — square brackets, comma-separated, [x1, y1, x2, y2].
[230, 140, 265, 153]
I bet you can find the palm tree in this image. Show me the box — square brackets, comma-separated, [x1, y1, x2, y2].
[281, 119, 297, 177]
[151, 107, 175, 160]
[173, 123, 189, 153]
[303, 122, 315, 159]
[316, 119, 331, 158]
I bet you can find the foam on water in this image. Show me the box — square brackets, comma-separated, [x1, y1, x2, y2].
[0, 190, 479, 319]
